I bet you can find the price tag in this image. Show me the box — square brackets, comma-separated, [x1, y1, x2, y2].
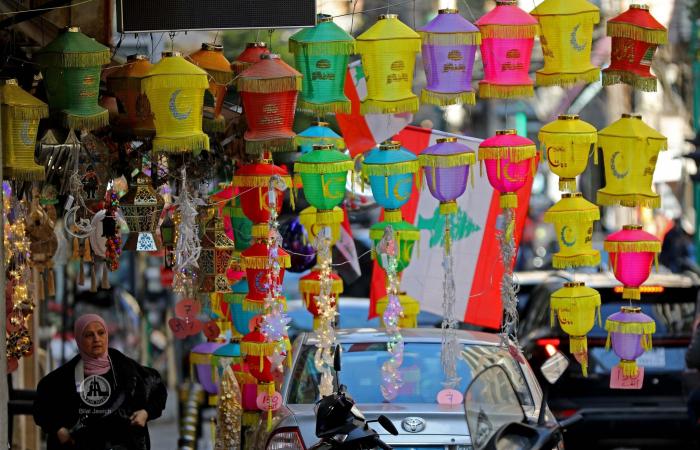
[203, 320, 221, 340]
[256, 391, 283, 411]
[437, 388, 463, 405]
[175, 299, 200, 320]
[610, 366, 644, 389]
[168, 317, 188, 339]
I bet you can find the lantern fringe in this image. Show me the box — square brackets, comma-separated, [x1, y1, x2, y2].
[368, 228, 420, 242]
[478, 82, 533, 99]
[241, 340, 292, 357]
[604, 320, 656, 337]
[418, 31, 481, 46]
[37, 50, 111, 68]
[478, 24, 538, 39]
[242, 254, 291, 269]
[203, 116, 226, 134]
[63, 110, 109, 131]
[618, 360, 640, 378]
[603, 240, 661, 254]
[142, 75, 209, 91]
[478, 145, 537, 163]
[245, 137, 296, 154]
[237, 77, 302, 93]
[607, 22, 668, 45]
[538, 133, 597, 153]
[207, 70, 234, 86]
[602, 70, 657, 92]
[499, 193, 517, 209]
[231, 175, 292, 189]
[569, 336, 588, 357]
[10, 105, 49, 120]
[553, 252, 601, 269]
[360, 97, 420, 115]
[297, 99, 351, 115]
[242, 411, 259, 427]
[316, 209, 344, 225]
[288, 40, 356, 56]
[596, 191, 661, 209]
[362, 159, 420, 176]
[544, 207, 600, 223]
[295, 134, 346, 150]
[242, 299, 264, 312]
[421, 89, 476, 106]
[622, 287, 641, 300]
[4, 166, 45, 181]
[558, 178, 577, 191]
[420, 152, 476, 168]
[383, 210, 402, 223]
[535, 68, 601, 88]
[299, 278, 344, 295]
[439, 201, 458, 215]
[295, 160, 354, 174]
[153, 134, 210, 154]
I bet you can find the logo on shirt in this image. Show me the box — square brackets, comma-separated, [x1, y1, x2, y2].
[80, 375, 111, 407]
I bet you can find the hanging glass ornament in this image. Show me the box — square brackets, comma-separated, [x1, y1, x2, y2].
[376, 293, 420, 328]
[544, 193, 600, 269]
[120, 172, 165, 252]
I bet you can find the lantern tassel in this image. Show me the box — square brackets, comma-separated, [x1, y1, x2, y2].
[295, 135, 346, 150]
[552, 252, 601, 269]
[37, 49, 111, 68]
[232, 175, 293, 189]
[535, 68, 601, 88]
[266, 383, 275, 432]
[360, 97, 420, 115]
[622, 286, 641, 301]
[478, 83, 534, 99]
[478, 145, 537, 163]
[603, 240, 661, 254]
[604, 319, 656, 335]
[500, 193, 518, 210]
[154, 134, 210, 154]
[203, 116, 226, 134]
[619, 360, 639, 378]
[4, 166, 45, 181]
[478, 24, 538, 39]
[245, 137, 296, 154]
[419, 152, 476, 168]
[596, 191, 661, 209]
[63, 110, 110, 131]
[294, 160, 354, 174]
[418, 31, 481, 46]
[297, 99, 352, 116]
[242, 254, 291, 269]
[602, 70, 657, 92]
[242, 299, 266, 313]
[237, 77, 302, 94]
[421, 89, 476, 107]
[288, 40, 356, 57]
[607, 22, 668, 45]
[558, 178, 577, 192]
[10, 105, 49, 120]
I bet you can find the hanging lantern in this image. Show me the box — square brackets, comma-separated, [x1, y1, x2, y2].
[604, 225, 661, 301]
[229, 279, 257, 336]
[120, 172, 165, 251]
[476, 1, 538, 99]
[299, 268, 343, 329]
[209, 292, 232, 337]
[370, 210, 420, 273]
[296, 121, 345, 154]
[199, 213, 236, 294]
[0, 79, 48, 181]
[361, 140, 420, 211]
[596, 114, 667, 208]
[242, 327, 291, 383]
[231, 159, 293, 225]
[213, 340, 243, 379]
[289, 14, 355, 115]
[538, 114, 597, 192]
[418, 8, 480, 106]
[237, 54, 302, 154]
[543, 193, 600, 269]
[356, 14, 421, 114]
[605, 306, 655, 378]
[550, 282, 601, 376]
[223, 196, 253, 251]
[376, 293, 420, 328]
[298, 206, 343, 246]
[189, 43, 233, 133]
[241, 241, 291, 313]
[190, 341, 225, 397]
[478, 130, 537, 209]
[106, 54, 155, 136]
[36, 26, 110, 130]
[530, 0, 600, 87]
[419, 137, 475, 215]
[232, 42, 270, 75]
[603, 5, 667, 92]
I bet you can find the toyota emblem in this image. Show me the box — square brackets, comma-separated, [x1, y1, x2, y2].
[401, 416, 426, 433]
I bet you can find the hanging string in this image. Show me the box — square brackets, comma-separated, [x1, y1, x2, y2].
[168, 32, 176, 52]
[334, 0, 415, 18]
[459, 0, 478, 22]
[0, 0, 96, 16]
[268, 29, 275, 53]
[350, 0, 359, 34]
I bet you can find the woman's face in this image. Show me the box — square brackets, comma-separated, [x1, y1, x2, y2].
[81, 321, 108, 358]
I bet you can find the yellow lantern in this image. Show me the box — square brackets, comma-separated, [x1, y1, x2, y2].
[142, 52, 210, 154]
[597, 114, 667, 208]
[530, 0, 600, 87]
[298, 206, 343, 246]
[550, 282, 601, 376]
[538, 114, 597, 192]
[356, 14, 421, 114]
[376, 294, 420, 328]
[544, 193, 600, 269]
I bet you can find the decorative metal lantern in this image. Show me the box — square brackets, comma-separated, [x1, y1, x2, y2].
[476, 1, 538, 98]
[296, 121, 346, 154]
[544, 193, 600, 269]
[538, 114, 597, 192]
[605, 306, 655, 378]
[418, 8, 480, 106]
[361, 140, 420, 211]
[530, 0, 600, 87]
[190, 341, 225, 396]
[36, 26, 110, 130]
[604, 225, 661, 301]
[289, 14, 355, 115]
[231, 159, 293, 225]
[603, 4, 667, 92]
[376, 293, 420, 328]
[356, 14, 421, 114]
[232, 42, 270, 75]
[596, 114, 666, 208]
[419, 137, 475, 215]
[142, 52, 210, 154]
[370, 210, 420, 273]
[0, 79, 48, 180]
[106, 54, 154, 136]
[299, 268, 343, 329]
[199, 213, 236, 294]
[189, 43, 233, 133]
[120, 173, 165, 251]
[241, 241, 291, 312]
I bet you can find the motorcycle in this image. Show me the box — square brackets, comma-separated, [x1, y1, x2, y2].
[464, 351, 582, 450]
[309, 346, 399, 450]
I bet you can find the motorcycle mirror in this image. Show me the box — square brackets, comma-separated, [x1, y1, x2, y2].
[377, 415, 399, 436]
[333, 344, 341, 372]
[540, 351, 569, 385]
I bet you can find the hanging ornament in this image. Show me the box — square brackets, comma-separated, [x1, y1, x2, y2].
[550, 282, 601, 376]
[299, 267, 343, 329]
[231, 42, 270, 76]
[280, 218, 316, 273]
[237, 54, 302, 154]
[361, 140, 420, 211]
[231, 159, 293, 225]
[543, 193, 600, 269]
[530, 0, 600, 87]
[538, 114, 597, 192]
[213, 340, 243, 372]
[189, 43, 233, 133]
[419, 137, 475, 215]
[376, 293, 420, 328]
[106, 54, 155, 136]
[120, 172, 165, 252]
[190, 341, 225, 402]
[289, 14, 356, 115]
[370, 210, 420, 273]
[296, 121, 346, 154]
[37, 26, 110, 130]
[229, 279, 257, 337]
[142, 51, 210, 154]
[214, 364, 242, 450]
[199, 212, 236, 294]
[172, 170, 203, 295]
[596, 114, 666, 208]
[298, 206, 343, 246]
[223, 196, 253, 252]
[241, 240, 290, 313]
[418, 8, 481, 106]
[312, 227, 338, 398]
[605, 306, 655, 379]
[604, 225, 661, 301]
[478, 130, 537, 209]
[476, 1, 538, 99]
[603, 4, 667, 92]
[356, 14, 421, 114]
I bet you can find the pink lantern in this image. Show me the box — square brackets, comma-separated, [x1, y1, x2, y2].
[478, 130, 537, 209]
[476, 0, 538, 99]
[605, 306, 655, 378]
[604, 225, 660, 301]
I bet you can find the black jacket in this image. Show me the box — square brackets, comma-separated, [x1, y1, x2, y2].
[33, 348, 167, 450]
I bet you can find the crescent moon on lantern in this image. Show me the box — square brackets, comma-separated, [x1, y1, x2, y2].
[570, 24, 587, 52]
[546, 146, 561, 168]
[19, 121, 32, 146]
[254, 271, 266, 293]
[560, 225, 577, 247]
[392, 177, 412, 202]
[169, 89, 193, 121]
[503, 163, 523, 184]
[610, 151, 629, 179]
[322, 175, 346, 200]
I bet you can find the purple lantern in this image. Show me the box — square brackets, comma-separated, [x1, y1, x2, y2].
[190, 341, 224, 397]
[419, 9, 481, 106]
[605, 306, 655, 378]
[419, 137, 476, 214]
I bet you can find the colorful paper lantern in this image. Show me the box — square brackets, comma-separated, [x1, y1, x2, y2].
[604, 225, 661, 301]
[538, 114, 597, 191]
[298, 206, 343, 246]
[296, 121, 346, 154]
[550, 282, 601, 376]
[223, 196, 253, 251]
[190, 341, 225, 395]
[120, 173, 165, 251]
[189, 43, 233, 133]
[231, 159, 293, 225]
[476, 1, 538, 98]
[299, 268, 343, 328]
[289, 14, 355, 115]
[596, 114, 667, 208]
[229, 279, 257, 336]
[603, 5, 668, 92]
[241, 241, 291, 312]
[0, 79, 48, 180]
[361, 140, 420, 211]
[36, 26, 110, 130]
[605, 306, 655, 377]
[209, 292, 232, 336]
[530, 0, 600, 87]
[418, 8, 480, 106]
[142, 52, 210, 154]
[478, 130, 537, 209]
[356, 14, 421, 114]
[419, 137, 475, 215]
[231, 42, 270, 75]
[106, 54, 155, 136]
[242, 328, 291, 382]
[213, 340, 242, 378]
[543, 193, 600, 269]
[370, 210, 420, 273]
[237, 54, 302, 154]
[376, 293, 420, 328]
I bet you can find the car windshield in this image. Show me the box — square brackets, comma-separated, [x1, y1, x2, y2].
[287, 342, 534, 406]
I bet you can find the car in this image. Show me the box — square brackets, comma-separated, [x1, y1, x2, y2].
[518, 270, 700, 450]
[247, 327, 554, 450]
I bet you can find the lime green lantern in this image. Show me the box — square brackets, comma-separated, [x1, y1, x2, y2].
[36, 26, 110, 131]
[370, 210, 420, 273]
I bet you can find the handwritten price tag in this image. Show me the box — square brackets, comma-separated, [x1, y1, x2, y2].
[437, 388, 463, 405]
[175, 299, 201, 320]
[203, 320, 221, 340]
[610, 366, 644, 389]
[256, 391, 283, 411]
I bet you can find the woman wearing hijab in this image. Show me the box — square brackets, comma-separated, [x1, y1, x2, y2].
[33, 313, 167, 450]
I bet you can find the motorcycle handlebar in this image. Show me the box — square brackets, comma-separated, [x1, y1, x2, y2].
[559, 413, 583, 429]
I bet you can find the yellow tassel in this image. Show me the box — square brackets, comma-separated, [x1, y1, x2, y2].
[439, 201, 458, 215]
[607, 22, 668, 45]
[153, 134, 210, 154]
[622, 286, 641, 300]
[602, 70, 657, 92]
[603, 240, 661, 254]
[419, 152, 476, 169]
[202, 115, 226, 134]
[232, 175, 293, 189]
[478, 145, 537, 163]
[288, 39, 356, 56]
[619, 360, 639, 378]
[294, 160, 354, 174]
[500, 193, 518, 209]
[552, 252, 601, 269]
[421, 89, 476, 106]
[237, 76, 302, 93]
[83, 241, 93, 263]
[478, 82, 534, 99]
[297, 99, 352, 116]
[596, 191, 661, 208]
[63, 110, 110, 132]
[535, 68, 601, 88]
[360, 96, 420, 115]
[559, 178, 577, 192]
[242, 254, 291, 269]
[569, 336, 587, 355]
[605, 319, 656, 335]
[419, 31, 481, 46]
[245, 137, 296, 154]
[478, 24, 538, 39]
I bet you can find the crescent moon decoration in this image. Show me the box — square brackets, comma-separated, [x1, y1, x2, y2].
[392, 177, 412, 202]
[254, 271, 266, 294]
[610, 151, 629, 179]
[169, 89, 193, 121]
[560, 225, 577, 247]
[546, 146, 561, 168]
[19, 121, 32, 146]
[321, 175, 346, 200]
[503, 162, 525, 184]
[570, 24, 587, 53]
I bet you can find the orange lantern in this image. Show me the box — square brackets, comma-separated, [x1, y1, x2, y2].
[106, 54, 154, 136]
[189, 43, 233, 133]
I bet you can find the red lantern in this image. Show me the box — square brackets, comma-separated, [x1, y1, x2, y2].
[231, 159, 293, 225]
[299, 268, 343, 324]
[232, 42, 270, 75]
[241, 241, 291, 311]
[242, 329, 276, 383]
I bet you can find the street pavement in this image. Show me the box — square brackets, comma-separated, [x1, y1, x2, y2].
[149, 390, 215, 450]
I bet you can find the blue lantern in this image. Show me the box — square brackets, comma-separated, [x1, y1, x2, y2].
[229, 279, 257, 336]
[296, 121, 346, 154]
[361, 140, 420, 211]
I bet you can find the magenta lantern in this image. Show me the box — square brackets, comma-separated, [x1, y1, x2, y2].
[604, 225, 661, 301]
[605, 306, 655, 378]
[419, 137, 476, 214]
[190, 341, 224, 395]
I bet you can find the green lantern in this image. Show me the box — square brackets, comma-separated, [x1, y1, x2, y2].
[369, 210, 420, 273]
[37, 27, 110, 131]
[289, 14, 355, 116]
[223, 196, 253, 252]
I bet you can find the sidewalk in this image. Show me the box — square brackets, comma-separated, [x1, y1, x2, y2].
[149, 390, 216, 450]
